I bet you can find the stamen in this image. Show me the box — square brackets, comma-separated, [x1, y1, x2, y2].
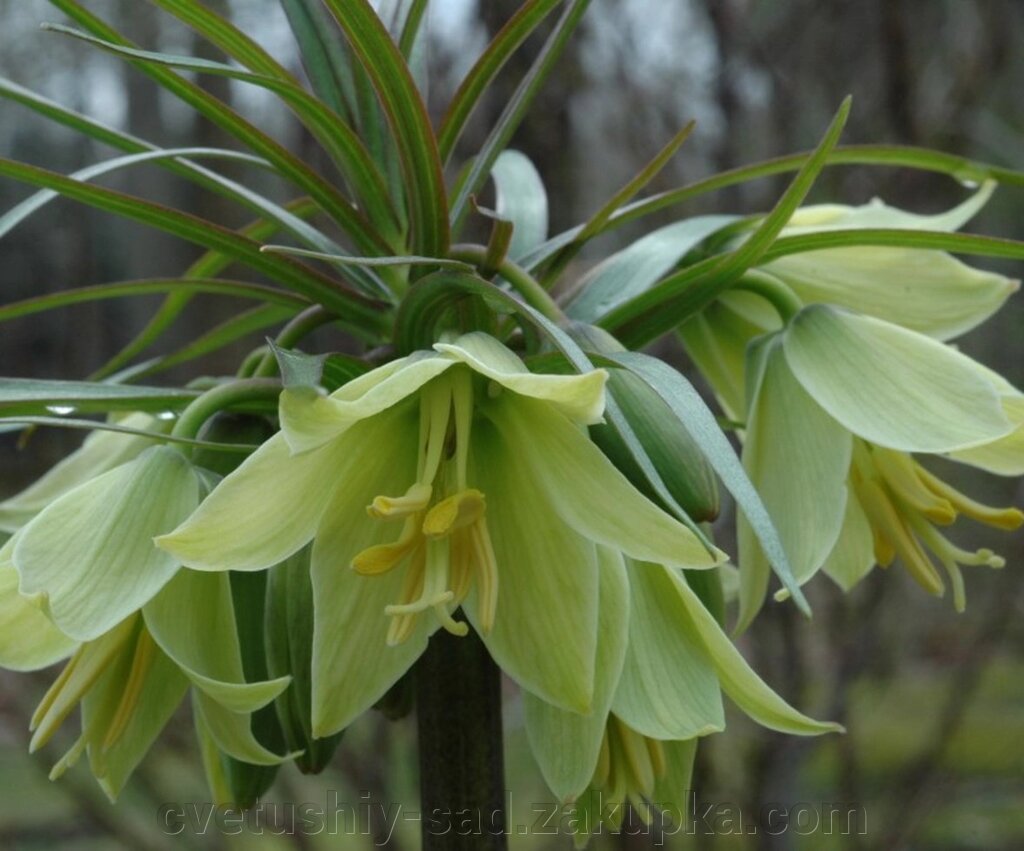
[384, 540, 457, 640]
[856, 478, 944, 596]
[645, 736, 667, 781]
[419, 378, 453, 485]
[367, 483, 432, 519]
[386, 547, 425, 646]
[103, 629, 158, 751]
[448, 532, 474, 604]
[613, 716, 656, 798]
[470, 522, 499, 634]
[422, 489, 486, 537]
[432, 601, 469, 637]
[451, 368, 474, 490]
[916, 466, 1024, 531]
[49, 735, 87, 781]
[352, 516, 420, 575]
[593, 730, 611, 789]
[874, 449, 956, 525]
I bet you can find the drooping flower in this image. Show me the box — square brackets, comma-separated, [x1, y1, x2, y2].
[158, 332, 727, 737]
[0, 412, 169, 533]
[756, 181, 1018, 340]
[522, 551, 839, 845]
[680, 184, 1019, 423]
[0, 532, 291, 799]
[734, 305, 1021, 628]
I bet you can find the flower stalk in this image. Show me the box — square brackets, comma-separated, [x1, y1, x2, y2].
[415, 625, 507, 851]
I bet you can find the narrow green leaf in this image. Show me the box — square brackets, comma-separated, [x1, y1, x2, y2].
[0, 78, 379, 284]
[396, 0, 429, 59]
[764, 227, 1024, 263]
[601, 351, 810, 615]
[45, 0, 388, 253]
[0, 157, 386, 329]
[601, 97, 851, 347]
[0, 279, 306, 325]
[261, 244, 474, 272]
[149, 0, 297, 79]
[0, 417, 258, 453]
[449, 0, 592, 233]
[134, 304, 297, 378]
[541, 121, 696, 287]
[321, 0, 448, 255]
[90, 198, 320, 381]
[44, 23, 401, 242]
[438, 0, 562, 163]
[0, 378, 197, 416]
[0, 146, 259, 233]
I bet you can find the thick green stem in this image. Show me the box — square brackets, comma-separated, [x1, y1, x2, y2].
[170, 378, 281, 449]
[415, 626, 507, 851]
[731, 269, 803, 323]
[450, 243, 566, 323]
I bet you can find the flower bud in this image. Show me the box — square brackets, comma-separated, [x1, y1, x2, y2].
[572, 324, 720, 522]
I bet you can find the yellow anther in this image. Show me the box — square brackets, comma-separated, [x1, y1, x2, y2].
[470, 522, 499, 634]
[613, 716, 656, 799]
[352, 517, 421, 575]
[102, 629, 158, 751]
[386, 548, 426, 646]
[448, 532, 474, 604]
[856, 478, 944, 596]
[645, 736, 667, 780]
[916, 466, 1024, 531]
[367, 483, 433, 519]
[874, 449, 956, 525]
[422, 489, 486, 538]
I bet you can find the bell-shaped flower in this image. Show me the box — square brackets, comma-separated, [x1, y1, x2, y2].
[11, 444, 200, 641]
[757, 182, 1018, 340]
[0, 412, 169, 533]
[157, 332, 726, 737]
[0, 529, 291, 799]
[522, 552, 839, 845]
[736, 305, 1020, 629]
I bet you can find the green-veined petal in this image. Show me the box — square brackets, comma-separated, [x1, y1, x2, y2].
[671, 570, 841, 735]
[612, 562, 724, 739]
[0, 536, 77, 671]
[0, 412, 166, 532]
[523, 546, 630, 802]
[143, 569, 290, 713]
[157, 431, 349, 572]
[762, 248, 1016, 341]
[15, 446, 199, 641]
[80, 632, 189, 800]
[737, 336, 851, 631]
[783, 305, 1011, 452]
[466, 410, 600, 713]
[310, 403, 426, 736]
[651, 738, 698, 829]
[193, 690, 290, 766]
[491, 395, 726, 570]
[281, 352, 452, 453]
[949, 396, 1024, 475]
[436, 332, 607, 425]
[821, 491, 876, 592]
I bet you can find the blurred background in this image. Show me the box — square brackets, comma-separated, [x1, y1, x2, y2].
[1, 0, 1023, 848]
